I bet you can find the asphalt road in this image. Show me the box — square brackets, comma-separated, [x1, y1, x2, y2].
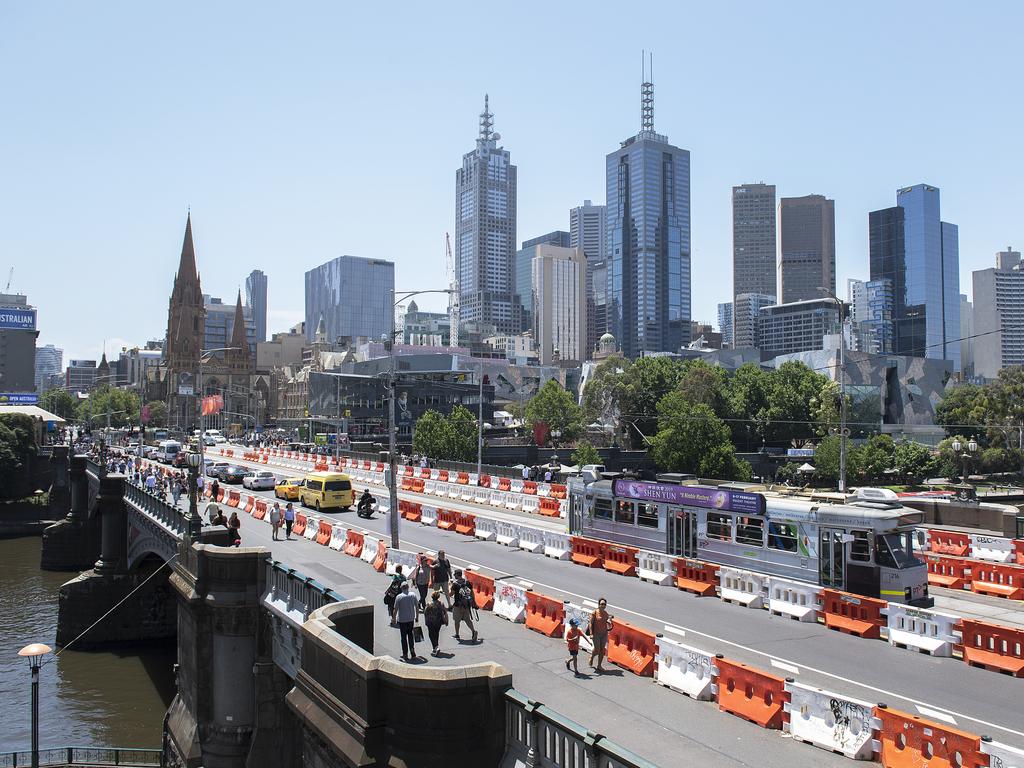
[165, 449, 1024, 757]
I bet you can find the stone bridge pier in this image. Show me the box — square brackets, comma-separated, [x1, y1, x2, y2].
[41, 450, 102, 571]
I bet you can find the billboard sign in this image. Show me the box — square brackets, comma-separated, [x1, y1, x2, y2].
[0, 393, 39, 405]
[613, 480, 766, 515]
[177, 372, 194, 396]
[0, 308, 36, 330]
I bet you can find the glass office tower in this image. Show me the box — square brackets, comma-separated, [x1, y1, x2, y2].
[605, 78, 691, 358]
[304, 256, 395, 343]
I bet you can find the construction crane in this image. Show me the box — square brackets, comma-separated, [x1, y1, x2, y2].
[4, 267, 12, 292]
[446, 233, 459, 347]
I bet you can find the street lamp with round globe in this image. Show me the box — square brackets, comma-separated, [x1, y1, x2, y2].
[185, 451, 203, 539]
[18, 642, 52, 768]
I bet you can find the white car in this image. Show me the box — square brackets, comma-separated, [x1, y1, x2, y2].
[242, 470, 277, 490]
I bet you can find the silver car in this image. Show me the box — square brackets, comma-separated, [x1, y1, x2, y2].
[242, 470, 277, 491]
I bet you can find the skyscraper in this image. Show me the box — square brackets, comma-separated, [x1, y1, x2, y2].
[606, 71, 690, 358]
[733, 293, 775, 349]
[717, 302, 733, 348]
[532, 245, 587, 365]
[570, 200, 607, 357]
[304, 256, 394, 344]
[777, 195, 836, 304]
[455, 96, 519, 336]
[34, 343, 63, 393]
[732, 183, 776, 332]
[0, 292, 38, 394]
[514, 231, 570, 333]
[245, 269, 268, 343]
[869, 184, 960, 369]
[972, 246, 1022, 378]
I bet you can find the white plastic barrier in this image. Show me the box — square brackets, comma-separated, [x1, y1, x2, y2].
[447, 484, 461, 500]
[767, 577, 822, 622]
[329, 524, 347, 551]
[377, 498, 391, 517]
[637, 550, 674, 586]
[518, 525, 545, 554]
[460, 485, 474, 502]
[420, 505, 437, 526]
[361, 534, 381, 565]
[719, 567, 767, 609]
[468, 473, 478, 487]
[654, 636, 718, 701]
[912, 527, 930, 554]
[536, 482, 552, 498]
[494, 582, 529, 623]
[970, 533, 1015, 563]
[982, 739, 1024, 768]
[423, 480, 437, 496]
[385, 547, 420, 577]
[474, 516, 497, 542]
[304, 517, 319, 541]
[542, 529, 571, 560]
[431, 482, 447, 498]
[495, 521, 521, 548]
[510, 479, 524, 494]
[474, 488, 490, 505]
[783, 681, 878, 760]
[558, 499, 568, 518]
[504, 493, 522, 512]
[885, 603, 960, 657]
[430, 468, 441, 481]
[521, 496, 539, 515]
[489, 490, 507, 507]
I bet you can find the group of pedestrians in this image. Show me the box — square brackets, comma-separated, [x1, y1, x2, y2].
[203, 502, 243, 546]
[564, 597, 613, 676]
[267, 501, 297, 540]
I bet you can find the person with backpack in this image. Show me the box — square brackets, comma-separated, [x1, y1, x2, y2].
[423, 590, 449, 656]
[384, 565, 407, 625]
[450, 568, 478, 643]
[411, 553, 432, 610]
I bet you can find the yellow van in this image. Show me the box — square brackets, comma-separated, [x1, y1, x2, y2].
[300, 471, 354, 511]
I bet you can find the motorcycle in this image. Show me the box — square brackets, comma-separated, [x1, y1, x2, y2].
[357, 496, 377, 519]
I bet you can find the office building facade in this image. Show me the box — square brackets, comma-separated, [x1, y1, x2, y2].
[204, 294, 256, 359]
[734, 293, 775, 349]
[245, 269, 268, 343]
[514, 231, 569, 333]
[717, 302, 734, 348]
[869, 184, 960, 369]
[0, 293, 38, 394]
[402, 299, 452, 346]
[959, 294, 974, 379]
[66, 360, 97, 394]
[532, 245, 587, 365]
[777, 195, 835, 304]
[304, 255, 394, 344]
[732, 183, 777, 341]
[606, 76, 691, 358]
[455, 96, 519, 335]
[973, 247, 1024, 378]
[757, 298, 841, 358]
[570, 200, 607, 356]
[34, 344, 63, 393]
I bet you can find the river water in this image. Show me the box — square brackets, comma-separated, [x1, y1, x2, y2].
[0, 536, 175, 753]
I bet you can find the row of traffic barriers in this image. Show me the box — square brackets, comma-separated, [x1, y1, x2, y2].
[915, 527, 1024, 565]
[922, 553, 1024, 599]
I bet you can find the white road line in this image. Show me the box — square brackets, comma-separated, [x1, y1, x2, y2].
[663, 625, 686, 638]
[916, 706, 956, 725]
[770, 659, 800, 675]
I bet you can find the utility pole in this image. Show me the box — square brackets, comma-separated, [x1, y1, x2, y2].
[820, 287, 848, 494]
[477, 360, 483, 476]
[386, 327, 400, 549]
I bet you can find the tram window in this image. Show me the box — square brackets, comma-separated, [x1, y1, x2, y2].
[735, 517, 764, 546]
[876, 532, 917, 569]
[637, 502, 659, 528]
[615, 500, 635, 524]
[707, 512, 732, 541]
[767, 522, 799, 553]
[850, 530, 871, 562]
[594, 497, 613, 520]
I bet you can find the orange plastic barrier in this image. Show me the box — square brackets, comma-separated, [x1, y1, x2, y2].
[715, 658, 788, 729]
[929, 530, 971, 557]
[970, 561, 1024, 600]
[603, 545, 638, 577]
[375, 462, 385, 473]
[400, 477, 413, 491]
[343, 530, 364, 558]
[316, 520, 332, 546]
[261, 455, 269, 464]
[525, 592, 565, 637]
[538, 498, 561, 517]
[252, 500, 267, 520]
[874, 704, 986, 768]
[402, 465, 413, 477]
[957, 619, 1024, 677]
[419, 467, 430, 478]
[674, 558, 720, 596]
[924, 554, 972, 590]
[436, 508, 458, 531]
[227, 490, 240, 508]
[465, 570, 495, 611]
[1015, 539, 1024, 566]
[399, 500, 422, 522]
[244, 495, 255, 514]
[821, 589, 887, 639]
[410, 478, 425, 493]
[293, 514, 307, 537]
[454, 512, 476, 536]
[497, 477, 511, 491]
[605, 619, 657, 677]
[549, 484, 567, 499]
[522, 481, 537, 495]
[215, 487, 225, 502]
[362, 460, 372, 470]
[479, 475, 491, 488]
[372, 540, 388, 572]
[456, 471, 469, 485]
[438, 470, 449, 482]
[570, 536, 607, 568]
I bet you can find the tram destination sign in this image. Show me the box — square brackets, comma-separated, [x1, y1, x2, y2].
[613, 480, 766, 515]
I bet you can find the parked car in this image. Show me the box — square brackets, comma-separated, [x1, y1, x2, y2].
[220, 465, 248, 484]
[206, 461, 230, 478]
[274, 478, 304, 500]
[243, 470, 277, 491]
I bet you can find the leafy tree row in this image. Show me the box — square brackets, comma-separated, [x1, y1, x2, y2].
[39, 386, 171, 429]
[411, 406, 479, 463]
[936, 367, 1024, 448]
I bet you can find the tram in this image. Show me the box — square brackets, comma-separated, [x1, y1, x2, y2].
[568, 476, 932, 606]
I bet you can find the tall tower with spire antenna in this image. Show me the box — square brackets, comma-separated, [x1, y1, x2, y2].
[454, 95, 519, 335]
[604, 54, 691, 358]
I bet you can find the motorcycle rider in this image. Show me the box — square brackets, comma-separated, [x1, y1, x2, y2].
[357, 488, 376, 518]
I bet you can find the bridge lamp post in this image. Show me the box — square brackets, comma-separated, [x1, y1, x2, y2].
[185, 451, 203, 540]
[18, 642, 52, 768]
[951, 436, 978, 484]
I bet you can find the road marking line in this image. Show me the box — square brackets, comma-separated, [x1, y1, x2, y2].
[519, 580, 534, 589]
[582, 599, 598, 608]
[916, 706, 956, 725]
[663, 625, 686, 637]
[770, 659, 800, 675]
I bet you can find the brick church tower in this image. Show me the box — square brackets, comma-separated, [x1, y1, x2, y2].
[164, 213, 205, 428]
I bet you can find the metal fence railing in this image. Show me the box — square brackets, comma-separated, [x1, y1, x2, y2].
[264, 558, 344, 620]
[0, 747, 161, 767]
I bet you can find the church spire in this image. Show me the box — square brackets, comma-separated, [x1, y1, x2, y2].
[178, 212, 198, 284]
[230, 290, 248, 350]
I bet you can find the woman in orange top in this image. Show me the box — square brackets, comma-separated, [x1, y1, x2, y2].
[565, 617, 582, 676]
[588, 598, 613, 673]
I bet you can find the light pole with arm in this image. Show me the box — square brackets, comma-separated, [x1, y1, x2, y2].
[819, 287, 849, 494]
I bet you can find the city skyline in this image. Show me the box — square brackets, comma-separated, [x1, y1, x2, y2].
[4, 4, 1023, 362]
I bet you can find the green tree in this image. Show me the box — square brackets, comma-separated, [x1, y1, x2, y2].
[444, 405, 479, 463]
[649, 392, 748, 480]
[855, 434, 895, 483]
[526, 380, 583, 444]
[0, 413, 37, 498]
[723, 363, 771, 450]
[762, 362, 832, 447]
[676, 359, 728, 413]
[143, 400, 168, 428]
[39, 388, 77, 420]
[891, 441, 935, 484]
[935, 383, 987, 439]
[580, 354, 630, 431]
[412, 409, 449, 460]
[77, 385, 140, 428]
[571, 440, 602, 468]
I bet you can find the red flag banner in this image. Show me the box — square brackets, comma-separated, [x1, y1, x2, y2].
[201, 395, 224, 416]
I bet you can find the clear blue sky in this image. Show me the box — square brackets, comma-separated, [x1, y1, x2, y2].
[3, 2, 1022, 363]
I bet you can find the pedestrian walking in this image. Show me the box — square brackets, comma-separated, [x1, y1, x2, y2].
[171, 478, 182, 507]
[450, 569, 478, 643]
[196, 473, 204, 497]
[393, 583, 420, 662]
[521, 465, 530, 481]
[283, 502, 295, 539]
[424, 590, 448, 656]
[431, 549, 453, 608]
[269, 502, 283, 540]
[412, 553, 431, 610]
[145, 473, 156, 492]
[544, 468, 553, 483]
[565, 617, 583, 676]
[587, 598, 613, 673]
[227, 511, 241, 547]
[385, 566, 406, 624]
[210, 479, 220, 501]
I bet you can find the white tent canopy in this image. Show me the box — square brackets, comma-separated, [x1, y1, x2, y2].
[0, 404, 67, 424]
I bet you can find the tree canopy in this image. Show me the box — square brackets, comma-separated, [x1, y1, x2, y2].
[412, 406, 479, 463]
[649, 393, 751, 481]
[525, 379, 583, 444]
[39, 388, 77, 420]
[77, 385, 140, 428]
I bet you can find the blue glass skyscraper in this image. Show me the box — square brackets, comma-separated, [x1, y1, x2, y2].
[869, 184, 960, 370]
[605, 75, 690, 358]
